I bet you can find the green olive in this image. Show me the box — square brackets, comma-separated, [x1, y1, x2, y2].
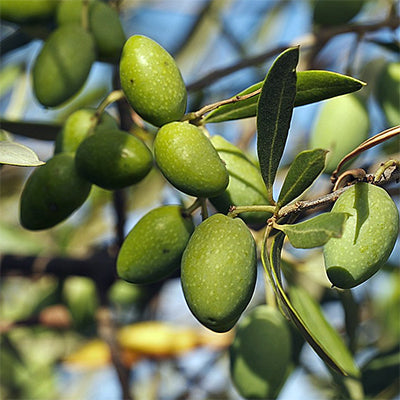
[313, 0, 365, 27]
[154, 122, 229, 198]
[119, 35, 187, 127]
[324, 183, 399, 289]
[55, 108, 118, 154]
[117, 205, 194, 284]
[210, 135, 272, 225]
[0, 0, 57, 23]
[230, 305, 292, 399]
[32, 25, 96, 107]
[181, 214, 257, 332]
[75, 129, 153, 190]
[20, 153, 92, 230]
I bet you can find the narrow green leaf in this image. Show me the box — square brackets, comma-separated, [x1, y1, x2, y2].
[276, 212, 349, 248]
[289, 285, 360, 378]
[204, 70, 365, 123]
[0, 119, 61, 141]
[263, 232, 360, 377]
[256, 47, 299, 203]
[0, 141, 45, 166]
[278, 149, 327, 207]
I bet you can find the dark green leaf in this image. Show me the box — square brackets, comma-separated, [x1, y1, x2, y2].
[204, 71, 365, 123]
[276, 212, 349, 248]
[289, 285, 360, 378]
[256, 47, 299, 203]
[278, 149, 327, 207]
[0, 141, 45, 166]
[0, 119, 61, 141]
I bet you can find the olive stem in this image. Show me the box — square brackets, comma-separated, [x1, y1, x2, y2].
[184, 198, 203, 215]
[200, 198, 208, 220]
[227, 205, 276, 218]
[373, 159, 399, 183]
[81, 0, 90, 32]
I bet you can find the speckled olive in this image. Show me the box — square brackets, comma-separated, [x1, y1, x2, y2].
[117, 205, 194, 284]
[20, 153, 92, 230]
[230, 305, 292, 399]
[181, 214, 257, 332]
[154, 122, 229, 198]
[119, 35, 187, 127]
[324, 183, 399, 289]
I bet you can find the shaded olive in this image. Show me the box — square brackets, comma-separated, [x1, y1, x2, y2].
[0, 0, 57, 23]
[119, 35, 187, 127]
[55, 108, 118, 154]
[324, 183, 399, 289]
[154, 122, 229, 198]
[181, 214, 257, 332]
[313, 0, 365, 27]
[230, 305, 292, 399]
[210, 135, 272, 224]
[117, 205, 194, 284]
[32, 25, 96, 107]
[20, 153, 92, 230]
[309, 94, 369, 173]
[75, 129, 153, 190]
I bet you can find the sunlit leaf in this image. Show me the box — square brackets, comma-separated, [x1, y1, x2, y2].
[276, 212, 349, 248]
[0, 141, 45, 166]
[257, 46, 299, 203]
[204, 70, 365, 123]
[278, 149, 327, 207]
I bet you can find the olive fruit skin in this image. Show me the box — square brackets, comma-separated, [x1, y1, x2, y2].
[181, 214, 257, 332]
[75, 129, 153, 190]
[0, 0, 57, 23]
[313, 0, 364, 27]
[117, 205, 194, 284]
[32, 25, 96, 107]
[210, 135, 272, 224]
[324, 183, 399, 289]
[154, 122, 229, 198]
[20, 153, 92, 230]
[309, 94, 369, 174]
[56, 0, 126, 60]
[119, 35, 187, 127]
[375, 62, 400, 127]
[55, 109, 118, 154]
[230, 305, 292, 399]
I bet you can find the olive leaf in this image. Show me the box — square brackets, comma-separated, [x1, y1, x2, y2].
[277, 149, 327, 207]
[275, 212, 349, 248]
[204, 71, 365, 123]
[257, 46, 299, 204]
[0, 119, 61, 141]
[262, 233, 360, 378]
[0, 141, 45, 167]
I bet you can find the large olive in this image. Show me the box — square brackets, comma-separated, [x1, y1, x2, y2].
[313, 0, 365, 27]
[210, 135, 272, 224]
[75, 129, 153, 190]
[32, 25, 96, 107]
[20, 153, 92, 230]
[117, 205, 194, 284]
[0, 0, 57, 23]
[154, 122, 229, 198]
[119, 35, 187, 127]
[55, 108, 118, 154]
[324, 183, 399, 289]
[181, 214, 257, 332]
[230, 305, 292, 399]
[309, 94, 369, 174]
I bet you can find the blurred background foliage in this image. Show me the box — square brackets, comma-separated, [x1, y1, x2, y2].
[0, 0, 399, 399]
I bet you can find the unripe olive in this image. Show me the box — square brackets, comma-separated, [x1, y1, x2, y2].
[313, 0, 365, 27]
[20, 153, 92, 230]
[55, 108, 118, 154]
[32, 25, 96, 107]
[230, 305, 292, 399]
[56, 0, 126, 60]
[119, 35, 187, 127]
[75, 129, 153, 190]
[154, 122, 229, 198]
[210, 135, 272, 224]
[117, 205, 194, 284]
[375, 62, 400, 127]
[309, 94, 369, 174]
[324, 183, 399, 289]
[181, 214, 257, 332]
[0, 0, 57, 23]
